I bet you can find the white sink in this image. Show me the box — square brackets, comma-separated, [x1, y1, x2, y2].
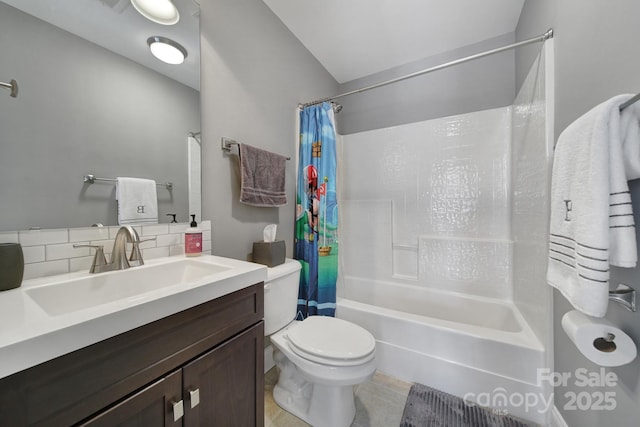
[25, 259, 231, 316]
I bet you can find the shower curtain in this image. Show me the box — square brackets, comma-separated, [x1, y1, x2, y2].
[295, 102, 338, 319]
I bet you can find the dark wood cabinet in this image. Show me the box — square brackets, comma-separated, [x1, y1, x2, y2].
[80, 323, 264, 427]
[183, 323, 264, 427]
[0, 284, 264, 427]
[79, 370, 182, 427]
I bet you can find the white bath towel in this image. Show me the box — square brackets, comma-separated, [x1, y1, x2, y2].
[547, 94, 640, 317]
[116, 177, 158, 225]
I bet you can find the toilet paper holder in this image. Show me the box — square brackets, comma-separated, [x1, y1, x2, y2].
[609, 284, 636, 312]
[594, 333, 617, 353]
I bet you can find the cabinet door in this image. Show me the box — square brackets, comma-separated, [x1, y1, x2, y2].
[183, 322, 264, 427]
[79, 370, 183, 427]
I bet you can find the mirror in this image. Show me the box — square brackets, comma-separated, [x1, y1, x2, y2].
[0, 0, 200, 232]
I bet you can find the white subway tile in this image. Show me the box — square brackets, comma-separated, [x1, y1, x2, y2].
[169, 223, 189, 234]
[69, 227, 110, 242]
[90, 239, 115, 254]
[19, 229, 68, 246]
[109, 226, 142, 239]
[22, 246, 45, 264]
[1, 222, 197, 281]
[200, 221, 211, 231]
[23, 260, 69, 280]
[142, 224, 169, 236]
[157, 234, 181, 247]
[203, 240, 212, 252]
[70, 256, 94, 272]
[0, 232, 19, 243]
[203, 231, 211, 242]
[169, 244, 185, 256]
[137, 239, 157, 250]
[47, 242, 90, 261]
[142, 246, 169, 260]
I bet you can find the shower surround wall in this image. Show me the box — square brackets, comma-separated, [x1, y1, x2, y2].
[511, 44, 554, 353]
[341, 108, 513, 299]
[338, 45, 553, 424]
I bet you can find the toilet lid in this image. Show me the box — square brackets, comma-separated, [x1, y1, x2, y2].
[287, 316, 375, 366]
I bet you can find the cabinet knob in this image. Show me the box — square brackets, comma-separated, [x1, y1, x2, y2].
[189, 388, 200, 408]
[171, 399, 184, 422]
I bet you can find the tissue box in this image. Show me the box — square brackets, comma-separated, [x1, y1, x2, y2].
[252, 240, 285, 267]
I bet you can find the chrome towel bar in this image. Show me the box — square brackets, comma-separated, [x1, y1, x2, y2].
[221, 137, 290, 160]
[619, 92, 640, 111]
[83, 174, 173, 190]
[0, 79, 18, 98]
[609, 284, 636, 312]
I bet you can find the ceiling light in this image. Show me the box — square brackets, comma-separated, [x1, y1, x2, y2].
[131, 0, 180, 25]
[147, 36, 188, 65]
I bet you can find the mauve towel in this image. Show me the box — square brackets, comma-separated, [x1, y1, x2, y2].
[239, 143, 287, 207]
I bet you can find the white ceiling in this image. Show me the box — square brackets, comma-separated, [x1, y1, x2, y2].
[263, 0, 525, 83]
[1, 0, 200, 90]
[3, 1, 525, 90]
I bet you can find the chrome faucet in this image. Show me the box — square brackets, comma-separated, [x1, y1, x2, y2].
[74, 226, 155, 274]
[111, 225, 142, 270]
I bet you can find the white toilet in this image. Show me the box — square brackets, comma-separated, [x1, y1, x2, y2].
[264, 259, 376, 427]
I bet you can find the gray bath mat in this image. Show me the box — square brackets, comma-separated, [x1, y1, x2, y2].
[400, 383, 534, 427]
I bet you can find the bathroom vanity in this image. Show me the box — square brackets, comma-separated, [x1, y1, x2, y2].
[0, 255, 266, 426]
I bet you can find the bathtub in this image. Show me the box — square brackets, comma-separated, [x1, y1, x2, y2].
[336, 276, 549, 424]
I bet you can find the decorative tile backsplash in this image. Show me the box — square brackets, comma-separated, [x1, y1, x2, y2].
[0, 221, 212, 281]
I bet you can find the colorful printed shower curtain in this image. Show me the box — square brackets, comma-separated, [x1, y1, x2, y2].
[295, 102, 338, 319]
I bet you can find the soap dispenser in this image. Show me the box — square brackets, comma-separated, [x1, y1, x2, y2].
[185, 214, 202, 257]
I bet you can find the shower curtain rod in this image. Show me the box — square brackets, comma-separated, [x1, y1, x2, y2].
[300, 29, 554, 109]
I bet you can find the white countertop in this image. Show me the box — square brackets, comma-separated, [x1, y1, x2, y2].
[0, 255, 267, 379]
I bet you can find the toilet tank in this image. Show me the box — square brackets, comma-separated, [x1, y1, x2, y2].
[263, 258, 302, 335]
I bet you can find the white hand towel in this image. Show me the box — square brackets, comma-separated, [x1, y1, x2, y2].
[116, 177, 158, 225]
[621, 102, 640, 179]
[547, 95, 640, 318]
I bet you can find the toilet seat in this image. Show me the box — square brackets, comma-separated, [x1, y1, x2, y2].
[286, 316, 376, 367]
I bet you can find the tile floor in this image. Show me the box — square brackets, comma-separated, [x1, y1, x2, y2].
[264, 368, 411, 427]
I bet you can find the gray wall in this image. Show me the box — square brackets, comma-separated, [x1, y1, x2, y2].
[337, 33, 516, 135]
[199, 0, 338, 260]
[0, 2, 199, 231]
[517, 1, 640, 425]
